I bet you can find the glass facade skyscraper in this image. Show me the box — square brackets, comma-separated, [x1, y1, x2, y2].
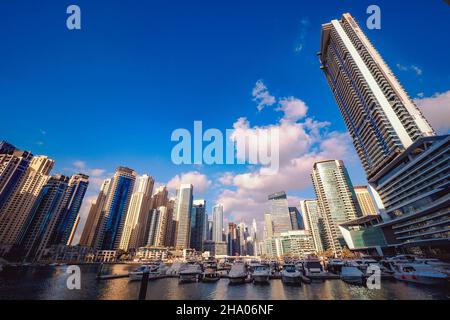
[268, 191, 292, 237]
[98, 167, 136, 250]
[51, 174, 89, 246]
[311, 160, 362, 255]
[190, 199, 206, 251]
[174, 184, 193, 249]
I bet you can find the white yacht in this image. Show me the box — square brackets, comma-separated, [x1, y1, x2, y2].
[129, 264, 163, 281]
[228, 262, 248, 284]
[341, 266, 365, 285]
[281, 264, 302, 285]
[252, 265, 270, 284]
[179, 263, 202, 283]
[166, 261, 183, 276]
[392, 263, 449, 285]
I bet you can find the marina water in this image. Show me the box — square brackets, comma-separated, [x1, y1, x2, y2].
[0, 264, 449, 300]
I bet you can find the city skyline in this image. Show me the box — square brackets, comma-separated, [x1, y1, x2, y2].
[1, 1, 449, 246]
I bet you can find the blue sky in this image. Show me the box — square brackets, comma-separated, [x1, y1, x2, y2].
[1, 0, 449, 239]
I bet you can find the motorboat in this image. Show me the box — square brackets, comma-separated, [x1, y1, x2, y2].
[341, 266, 365, 285]
[414, 258, 450, 275]
[228, 262, 248, 284]
[166, 261, 183, 276]
[248, 259, 261, 272]
[179, 263, 202, 283]
[302, 259, 326, 277]
[327, 259, 345, 274]
[392, 263, 449, 285]
[129, 262, 167, 281]
[252, 264, 270, 284]
[129, 264, 161, 281]
[281, 264, 302, 285]
[202, 268, 220, 282]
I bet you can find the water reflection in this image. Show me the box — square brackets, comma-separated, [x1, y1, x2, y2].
[0, 264, 448, 300]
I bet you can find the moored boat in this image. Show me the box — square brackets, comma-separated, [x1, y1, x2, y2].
[392, 263, 449, 285]
[281, 264, 302, 285]
[341, 266, 364, 285]
[228, 262, 248, 284]
[179, 263, 202, 283]
[252, 264, 270, 284]
[202, 268, 220, 282]
[129, 264, 163, 281]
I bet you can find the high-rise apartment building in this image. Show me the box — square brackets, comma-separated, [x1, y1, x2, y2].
[173, 184, 193, 249]
[354, 186, 377, 216]
[264, 213, 273, 240]
[119, 175, 154, 251]
[212, 203, 224, 243]
[320, 13, 449, 255]
[311, 160, 362, 255]
[0, 156, 54, 256]
[97, 167, 136, 250]
[17, 174, 70, 261]
[50, 173, 89, 246]
[78, 179, 111, 248]
[268, 191, 292, 236]
[0, 145, 33, 212]
[300, 199, 325, 253]
[319, 13, 434, 179]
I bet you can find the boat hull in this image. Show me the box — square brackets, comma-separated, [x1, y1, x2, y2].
[253, 274, 270, 284]
[228, 276, 247, 284]
[179, 274, 200, 283]
[281, 274, 302, 285]
[394, 274, 448, 285]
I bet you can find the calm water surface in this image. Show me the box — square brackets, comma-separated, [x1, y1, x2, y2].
[0, 264, 449, 300]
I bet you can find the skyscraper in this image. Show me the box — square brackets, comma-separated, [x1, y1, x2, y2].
[17, 174, 70, 261]
[268, 191, 292, 236]
[320, 14, 449, 254]
[212, 203, 224, 242]
[0, 156, 54, 256]
[190, 199, 206, 251]
[353, 186, 377, 216]
[288, 207, 303, 230]
[0, 146, 33, 212]
[264, 213, 273, 240]
[78, 178, 111, 248]
[163, 198, 176, 247]
[173, 184, 193, 249]
[227, 222, 238, 256]
[300, 199, 325, 253]
[97, 167, 136, 250]
[311, 160, 362, 255]
[319, 13, 434, 178]
[146, 206, 170, 247]
[50, 173, 89, 246]
[119, 174, 154, 251]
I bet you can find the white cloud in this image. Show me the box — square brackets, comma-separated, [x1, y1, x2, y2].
[415, 90, 450, 134]
[276, 96, 308, 121]
[252, 80, 276, 112]
[396, 63, 423, 76]
[216, 82, 358, 226]
[167, 171, 212, 194]
[294, 17, 310, 53]
[411, 65, 423, 76]
[73, 160, 86, 170]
